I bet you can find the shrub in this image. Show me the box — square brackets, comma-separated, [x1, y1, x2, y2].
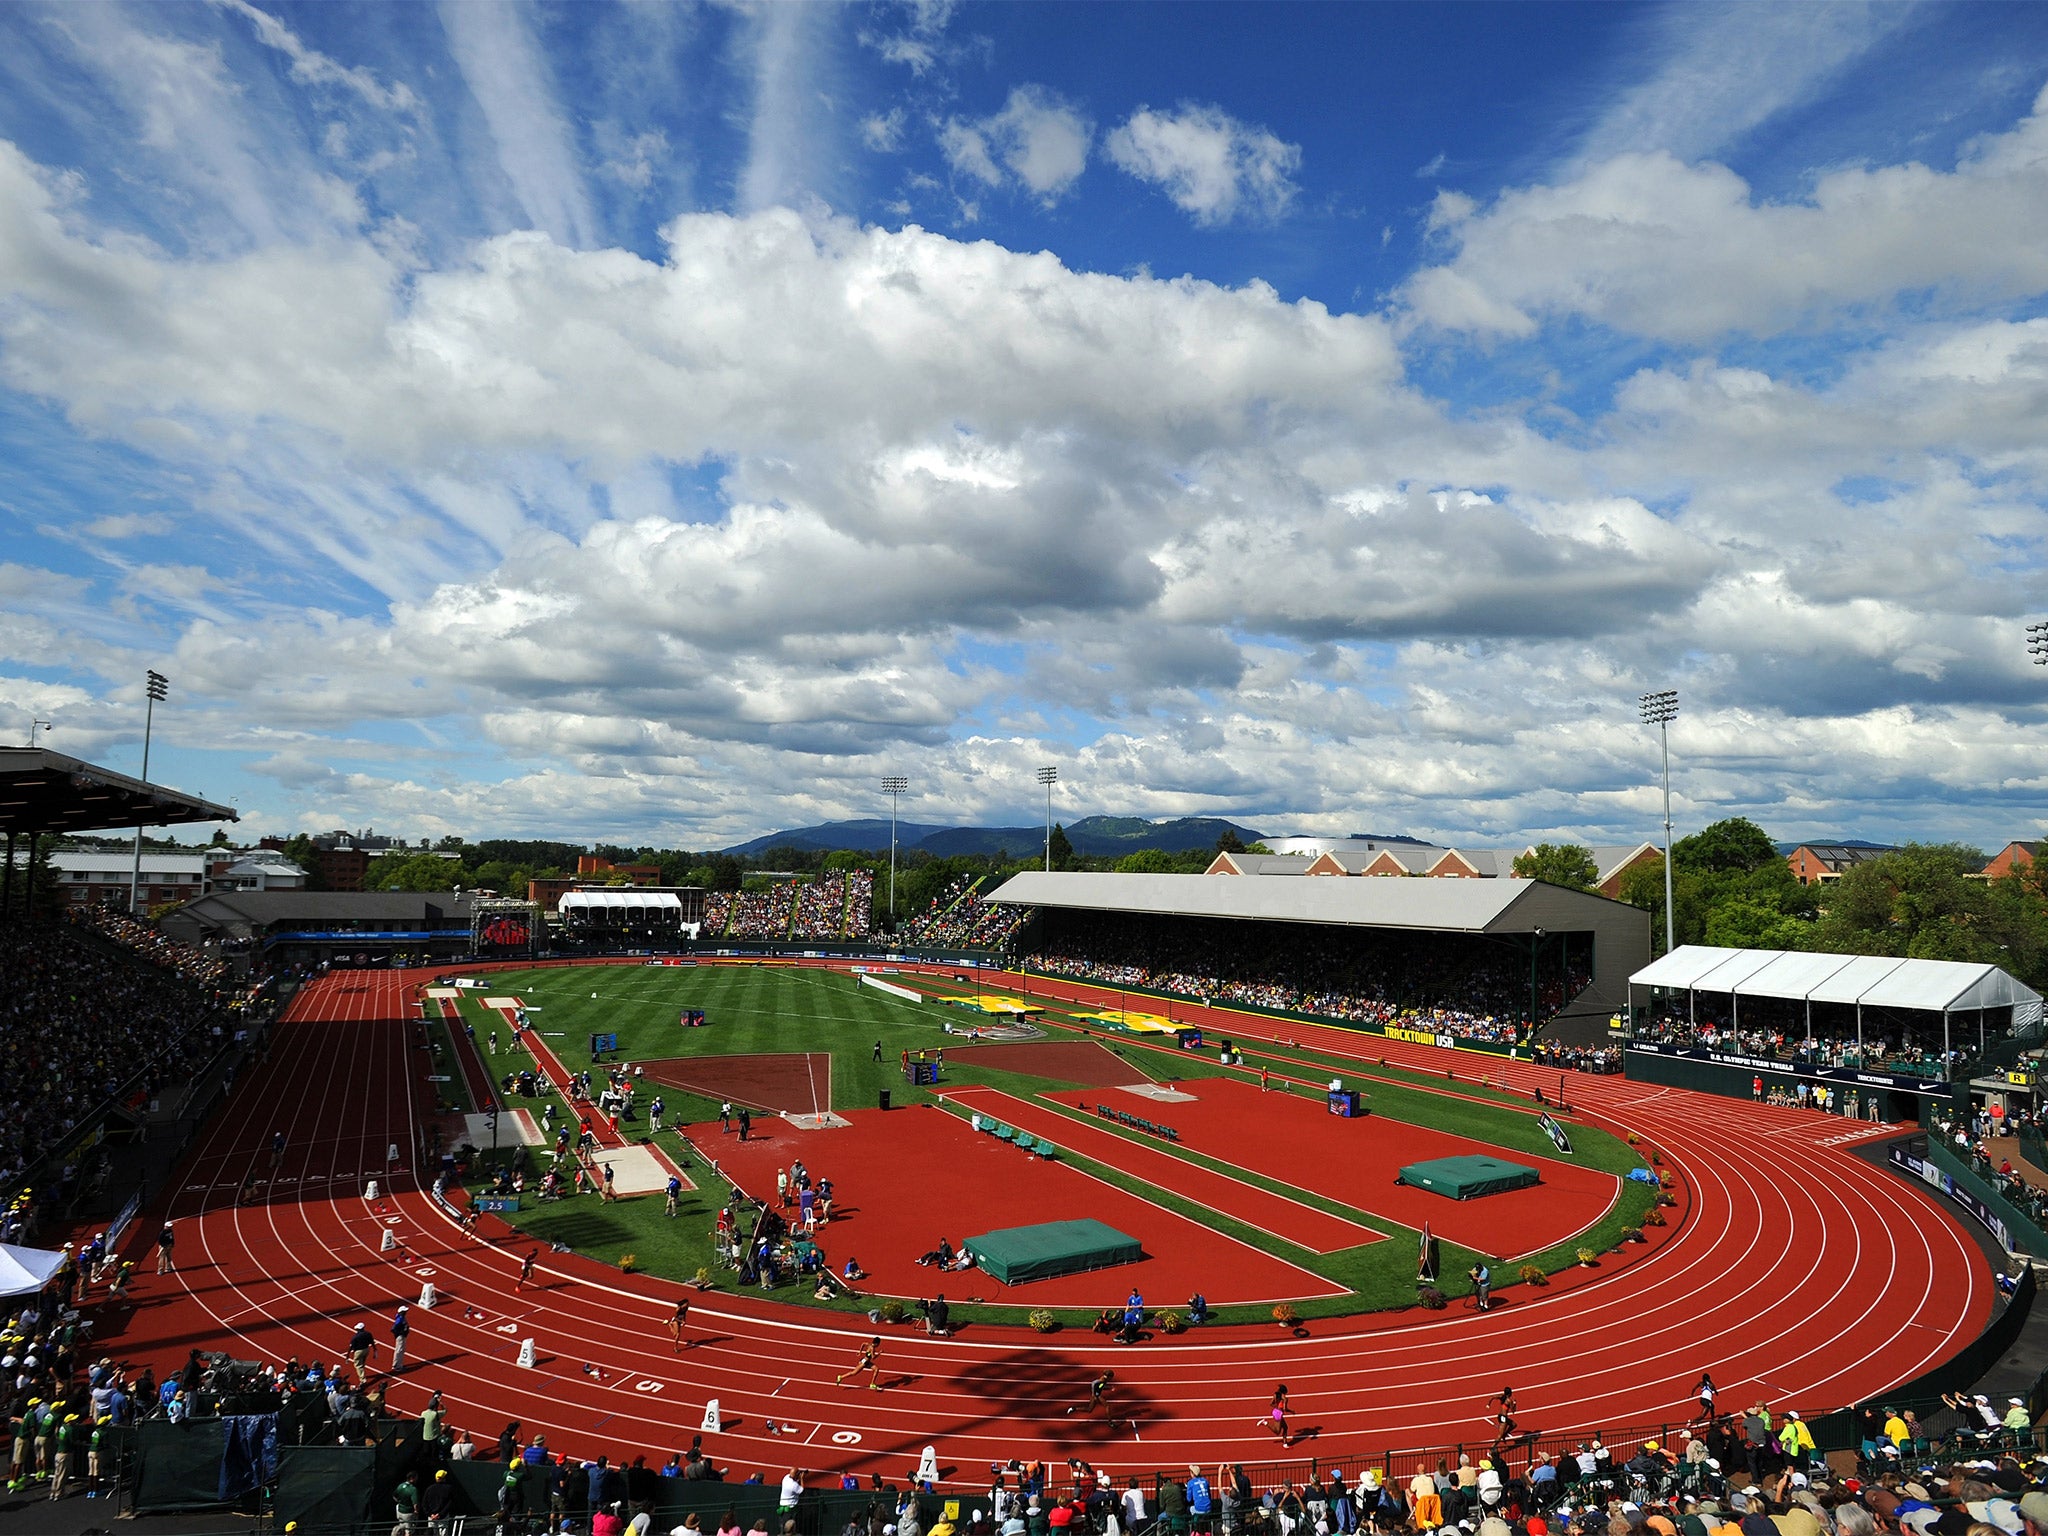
[879, 1300, 905, 1324]
[693, 1266, 713, 1288]
[1656, 1191, 1677, 1206]
[1271, 1303, 1299, 1327]
[1576, 1248, 1599, 1266]
[1028, 1309, 1060, 1333]
[1518, 1264, 1547, 1285]
[1644, 1210, 1667, 1227]
[1625, 1133, 1640, 1146]
[1621, 1226, 1645, 1243]
[618, 1253, 637, 1274]
[1159, 1312, 1186, 1334]
[1417, 1286, 1447, 1310]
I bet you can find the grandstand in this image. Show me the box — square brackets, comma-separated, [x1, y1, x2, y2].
[989, 870, 1646, 1035]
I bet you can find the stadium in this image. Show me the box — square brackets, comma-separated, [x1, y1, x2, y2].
[0, 742, 2035, 1536]
[8, 8, 2048, 1536]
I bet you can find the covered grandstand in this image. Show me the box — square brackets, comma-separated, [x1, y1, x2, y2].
[1626, 943, 2042, 1111]
[986, 870, 1649, 1027]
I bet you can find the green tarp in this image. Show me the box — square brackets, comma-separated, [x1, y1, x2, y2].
[966, 1218, 1143, 1283]
[1396, 1154, 1540, 1200]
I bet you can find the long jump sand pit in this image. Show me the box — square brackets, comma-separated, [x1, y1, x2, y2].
[639, 1052, 833, 1115]
[943, 1039, 1154, 1087]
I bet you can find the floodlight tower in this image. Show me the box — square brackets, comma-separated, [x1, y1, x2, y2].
[1639, 689, 1679, 957]
[1038, 765, 1059, 871]
[2028, 620, 2048, 668]
[129, 670, 168, 915]
[880, 776, 908, 926]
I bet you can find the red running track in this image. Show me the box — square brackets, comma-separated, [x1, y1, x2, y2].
[1032, 1078, 1616, 1261]
[94, 965, 1992, 1490]
[940, 1086, 1384, 1255]
[685, 1103, 1346, 1303]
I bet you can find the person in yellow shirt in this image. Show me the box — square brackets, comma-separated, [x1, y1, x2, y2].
[1776, 1411, 1815, 1468]
[1882, 1408, 1909, 1451]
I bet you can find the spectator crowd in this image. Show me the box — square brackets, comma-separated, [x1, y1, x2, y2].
[0, 920, 233, 1190]
[703, 872, 876, 942]
[899, 878, 1032, 950]
[1025, 915, 1591, 1042]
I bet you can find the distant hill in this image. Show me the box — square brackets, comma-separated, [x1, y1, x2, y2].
[724, 815, 1267, 859]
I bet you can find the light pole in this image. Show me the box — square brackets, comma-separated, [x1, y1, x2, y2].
[880, 776, 908, 928]
[23, 718, 50, 747]
[1639, 689, 1678, 957]
[1037, 765, 1058, 871]
[129, 670, 168, 916]
[2029, 621, 2048, 669]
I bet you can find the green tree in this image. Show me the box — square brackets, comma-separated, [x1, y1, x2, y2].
[1214, 827, 1246, 855]
[1672, 818, 1779, 875]
[1809, 843, 1994, 960]
[1511, 843, 1599, 891]
[209, 828, 230, 847]
[1703, 898, 1809, 951]
[278, 833, 327, 891]
[1115, 848, 1178, 874]
[370, 852, 462, 892]
[1047, 824, 1076, 870]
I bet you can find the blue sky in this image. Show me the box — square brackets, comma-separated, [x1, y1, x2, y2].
[2, 1, 2048, 850]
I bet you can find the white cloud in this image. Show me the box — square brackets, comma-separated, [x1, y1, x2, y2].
[436, 0, 598, 247]
[861, 109, 906, 154]
[213, 0, 420, 117]
[81, 512, 175, 540]
[1405, 81, 2048, 341]
[940, 85, 1091, 204]
[1105, 102, 1301, 225]
[1569, 1, 1912, 168]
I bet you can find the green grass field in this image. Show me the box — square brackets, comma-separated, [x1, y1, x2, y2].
[449, 962, 1658, 1327]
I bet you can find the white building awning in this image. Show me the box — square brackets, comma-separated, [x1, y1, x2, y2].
[1632, 944, 2040, 1015]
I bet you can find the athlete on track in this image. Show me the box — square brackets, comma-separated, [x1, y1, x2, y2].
[1262, 1384, 1291, 1443]
[668, 1297, 692, 1353]
[837, 1337, 882, 1391]
[1066, 1370, 1115, 1419]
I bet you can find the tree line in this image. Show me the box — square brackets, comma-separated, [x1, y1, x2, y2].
[1519, 820, 2048, 990]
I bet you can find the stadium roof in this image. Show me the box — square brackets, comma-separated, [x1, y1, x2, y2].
[1631, 943, 2040, 1013]
[986, 869, 1621, 934]
[0, 747, 236, 837]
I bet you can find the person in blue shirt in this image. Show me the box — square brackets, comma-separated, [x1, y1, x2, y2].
[1185, 1466, 1213, 1534]
[1187, 1293, 1210, 1325]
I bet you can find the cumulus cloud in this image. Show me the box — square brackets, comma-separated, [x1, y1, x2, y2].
[1405, 81, 2048, 340]
[1105, 102, 1301, 225]
[940, 85, 1091, 204]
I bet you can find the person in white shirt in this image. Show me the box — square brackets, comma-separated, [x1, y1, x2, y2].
[780, 1469, 805, 1516]
[1122, 1478, 1149, 1533]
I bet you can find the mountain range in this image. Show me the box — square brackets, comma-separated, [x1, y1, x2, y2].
[723, 815, 1269, 859]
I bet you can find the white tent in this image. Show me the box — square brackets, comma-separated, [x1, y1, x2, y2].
[1630, 944, 2044, 1056]
[0, 1242, 67, 1298]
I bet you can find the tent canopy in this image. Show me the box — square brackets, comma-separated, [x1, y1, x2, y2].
[1632, 944, 2041, 1014]
[0, 1242, 67, 1297]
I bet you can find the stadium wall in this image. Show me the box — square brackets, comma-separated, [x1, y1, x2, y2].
[1621, 1045, 1961, 1118]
